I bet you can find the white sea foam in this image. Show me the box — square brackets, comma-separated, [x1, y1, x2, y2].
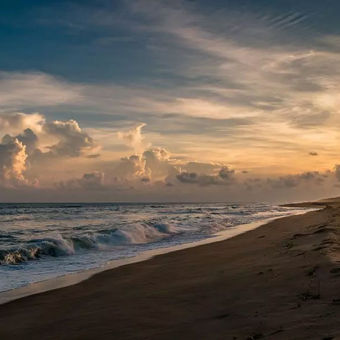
[0, 203, 308, 292]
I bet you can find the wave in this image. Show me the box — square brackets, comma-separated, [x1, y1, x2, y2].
[0, 204, 303, 266]
[0, 222, 182, 265]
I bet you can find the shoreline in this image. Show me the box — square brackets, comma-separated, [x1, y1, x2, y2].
[1, 204, 340, 339]
[0, 210, 309, 305]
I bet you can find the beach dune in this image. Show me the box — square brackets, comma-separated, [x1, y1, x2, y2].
[1, 201, 340, 339]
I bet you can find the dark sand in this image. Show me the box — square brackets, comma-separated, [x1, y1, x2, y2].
[1, 202, 340, 339]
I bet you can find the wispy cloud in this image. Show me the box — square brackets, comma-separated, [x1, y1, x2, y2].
[0, 72, 83, 110]
[1, 0, 340, 201]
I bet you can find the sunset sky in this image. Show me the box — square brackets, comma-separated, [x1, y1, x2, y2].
[1, 0, 340, 202]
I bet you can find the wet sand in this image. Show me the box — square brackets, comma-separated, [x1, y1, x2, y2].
[1, 202, 340, 339]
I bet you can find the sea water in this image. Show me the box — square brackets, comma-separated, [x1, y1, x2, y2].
[0, 202, 307, 292]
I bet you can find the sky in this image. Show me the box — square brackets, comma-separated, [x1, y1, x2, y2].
[1, 0, 340, 202]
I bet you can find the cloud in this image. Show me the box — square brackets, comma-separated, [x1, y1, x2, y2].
[0, 109, 337, 205]
[0, 112, 45, 135]
[1, 127, 39, 160]
[309, 151, 318, 156]
[110, 139, 238, 187]
[0, 135, 27, 186]
[42, 119, 95, 157]
[114, 123, 176, 183]
[121, 1, 340, 137]
[176, 166, 235, 186]
[117, 123, 148, 153]
[143, 147, 175, 179]
[185, 162, 221, 174]
[334, 165, 340, 182]
[112, 147, 172, 180]
[57, 171, 105, 190]
[219, 167, 235, 181]
[15, 129, 39, 155]
[266, 171, 324, 189]
[114, 154, 148, 180]
[0, 5, 338, 182]
[86, 153, 101, 159]
[0, 72, 82, 110]
[0, 112, 98, 175]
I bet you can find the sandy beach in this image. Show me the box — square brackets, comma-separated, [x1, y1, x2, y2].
[0, 202, 340, 339]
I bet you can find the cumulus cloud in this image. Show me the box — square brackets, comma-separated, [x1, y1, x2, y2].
[0, 112, 45, 135]
[185, 162, 221, 174]
[0, 112, 99, 158]
[114, 154, 148, 180]
[143, 147, 170, 162]
[0, 113, 96, 159]
[176, 166, 235, 186]
[143, 147, 175, 179]
[0, 135, 27, 185]
[219, 167, 235, 181]
[113, 147, 175, 182]
[110, 142, 237, 187]
[0, 112, 100, 188]
[15, 129, 39, 155]
[57, 171, 105, 190]
[117, 123, 148, 153]
[266, 171, 324, 189]
[42, 119, 96, 158]
[334, 165, 340, 182]
[1, 110, 338, 203]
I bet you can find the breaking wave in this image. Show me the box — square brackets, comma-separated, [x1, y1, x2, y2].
[0, 222, 183, 265]
[0, 203, 307, 267]
[0, 202, 312, 293]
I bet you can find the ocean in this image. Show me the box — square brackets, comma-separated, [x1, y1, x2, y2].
[0, 202, 307, 292]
